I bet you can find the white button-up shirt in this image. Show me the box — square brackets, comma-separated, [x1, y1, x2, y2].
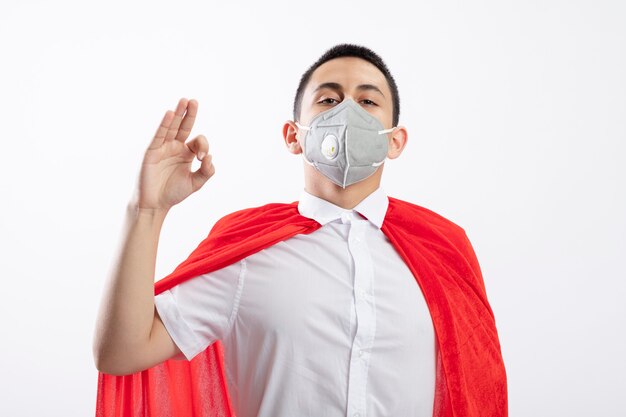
[154, 186, 436, 417]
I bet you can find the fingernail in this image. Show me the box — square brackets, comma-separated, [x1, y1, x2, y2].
[198, 152, 205, 160]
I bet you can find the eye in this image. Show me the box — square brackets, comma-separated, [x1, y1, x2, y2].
[317, 97, 339, 105]
[361, 99, 377, 106]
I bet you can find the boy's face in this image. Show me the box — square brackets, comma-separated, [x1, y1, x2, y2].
[282, 56, 408, 191]
[297, 56, 395, 130]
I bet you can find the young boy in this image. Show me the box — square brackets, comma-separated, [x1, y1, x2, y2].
[93, 44, 507, 417]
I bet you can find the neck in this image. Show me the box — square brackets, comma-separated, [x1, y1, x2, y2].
[303, 163, 383, 210]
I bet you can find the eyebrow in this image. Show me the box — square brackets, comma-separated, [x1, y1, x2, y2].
[313, 82, 386, 98]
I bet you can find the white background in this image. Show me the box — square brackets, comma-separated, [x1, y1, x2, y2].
[0, 0, 624, 416]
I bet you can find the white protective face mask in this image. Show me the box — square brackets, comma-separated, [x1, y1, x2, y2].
[295, 98, 396, 189]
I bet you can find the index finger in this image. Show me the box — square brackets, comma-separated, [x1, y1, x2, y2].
[175, 99, 198, 142]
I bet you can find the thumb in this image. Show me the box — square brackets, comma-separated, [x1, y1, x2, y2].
[191, 153, 215, 192]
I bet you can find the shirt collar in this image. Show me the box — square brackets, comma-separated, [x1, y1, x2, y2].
[297, 186, 389, 229]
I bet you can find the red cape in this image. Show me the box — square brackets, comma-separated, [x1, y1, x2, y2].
[95, 197, 508, 416]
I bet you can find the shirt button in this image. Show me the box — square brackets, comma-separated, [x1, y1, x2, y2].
[358, 349, 364, 357]
[359, 288, 368, 299]
[354, 413, 361, 417]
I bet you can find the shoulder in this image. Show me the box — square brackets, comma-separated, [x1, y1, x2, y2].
[386, 196, 486, 293]
[387, 195, 467, 236]
[385, 196, 479, 262]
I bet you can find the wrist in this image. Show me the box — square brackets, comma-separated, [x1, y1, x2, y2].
[126, 200, 170, 223]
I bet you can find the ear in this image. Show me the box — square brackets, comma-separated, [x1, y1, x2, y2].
[387, 126, 408, 159]
[283, 120, 303, 154]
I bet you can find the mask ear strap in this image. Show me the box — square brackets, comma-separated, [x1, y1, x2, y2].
[295, 121, 316, 166]
[374, 127, 394, 165]
[302, 155, 316, 166]
[378, 127, 396, 134]
[295, 121, 311, 131]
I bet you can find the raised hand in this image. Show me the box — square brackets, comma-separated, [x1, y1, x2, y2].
[131, 98, 215, 212]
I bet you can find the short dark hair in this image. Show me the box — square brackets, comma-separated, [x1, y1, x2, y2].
[293, 43, 400, 126]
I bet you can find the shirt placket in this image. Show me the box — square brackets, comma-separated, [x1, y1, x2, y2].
[342, 211, 377, 417]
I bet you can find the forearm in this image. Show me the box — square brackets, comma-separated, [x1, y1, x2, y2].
[92, 200, 169, 371]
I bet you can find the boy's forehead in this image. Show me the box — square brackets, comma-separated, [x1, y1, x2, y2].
[305, 57, 390, 96]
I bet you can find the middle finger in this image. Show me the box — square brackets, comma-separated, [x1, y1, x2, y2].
[175, 99, 198, 142]
[165, 98, 189, 142]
